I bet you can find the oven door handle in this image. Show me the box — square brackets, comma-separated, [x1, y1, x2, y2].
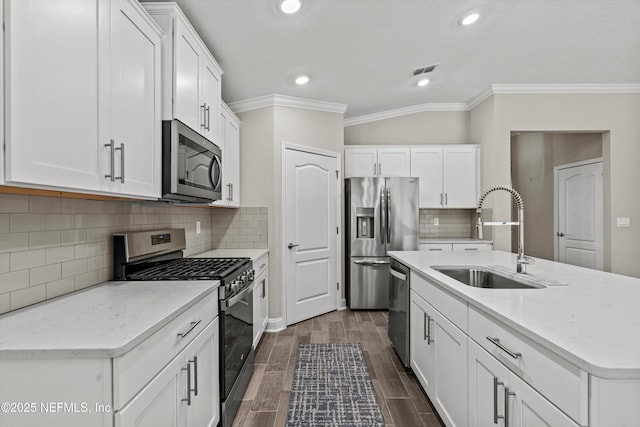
[224, 283, 254, 309]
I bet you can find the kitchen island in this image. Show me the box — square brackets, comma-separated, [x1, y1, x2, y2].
[389, 249, 640, 427]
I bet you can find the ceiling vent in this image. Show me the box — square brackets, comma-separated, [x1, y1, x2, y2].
[412, 64, 439, 76]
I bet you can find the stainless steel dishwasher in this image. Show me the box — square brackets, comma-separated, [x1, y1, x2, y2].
[388, 258, 410, 367]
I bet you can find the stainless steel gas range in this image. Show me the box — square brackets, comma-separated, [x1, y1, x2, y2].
[113, 228, 254, 427]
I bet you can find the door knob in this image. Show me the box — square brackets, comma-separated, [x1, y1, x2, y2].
[557, 232, 565, 237]
[288, 243, 299, 249]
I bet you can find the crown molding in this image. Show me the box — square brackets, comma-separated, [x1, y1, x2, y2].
[491, 83, 640, 95]
[228, 94, 348, 115]
[344, 102, 468, 127]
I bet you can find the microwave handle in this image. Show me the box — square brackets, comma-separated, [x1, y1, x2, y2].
[209, 155, 222, 190]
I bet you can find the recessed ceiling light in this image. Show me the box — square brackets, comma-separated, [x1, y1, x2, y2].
[417, 78, 430, 87]
[460, 12, 480, 26]
[295, 75, 310, 85]
[280, 0, 301, 14]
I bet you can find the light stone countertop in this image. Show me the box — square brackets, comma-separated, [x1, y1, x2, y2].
[419, 238, 493, 244]
[192, 248, 268, 262]
[0, 280, 218, 359]
[388, 249, 640, 379]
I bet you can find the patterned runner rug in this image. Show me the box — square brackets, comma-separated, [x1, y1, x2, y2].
[286, 343, 385, 427]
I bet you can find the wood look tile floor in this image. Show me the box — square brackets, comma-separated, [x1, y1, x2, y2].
[231, 310, 445, 427]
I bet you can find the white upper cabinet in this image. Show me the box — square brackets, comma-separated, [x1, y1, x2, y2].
[143, 3, 223, 144]
[212, 103, 241, 207]
[3, 0, 162, 198]
[411, 145, 480, 208]
[344, 146, 410, 177]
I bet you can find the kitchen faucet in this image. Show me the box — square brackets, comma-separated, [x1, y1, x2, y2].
[476, 185, 534, 273]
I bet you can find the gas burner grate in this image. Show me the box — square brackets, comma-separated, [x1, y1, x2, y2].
[128, 257, 250, 280]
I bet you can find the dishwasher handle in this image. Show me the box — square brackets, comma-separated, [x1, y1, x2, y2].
[390, 267, 407, 281]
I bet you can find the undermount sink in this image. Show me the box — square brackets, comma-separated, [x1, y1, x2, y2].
[432, 265, 545, 289]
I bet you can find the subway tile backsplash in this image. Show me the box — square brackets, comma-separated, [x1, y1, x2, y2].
[419, 208, 493, 240]
[0, 193, 269, 314]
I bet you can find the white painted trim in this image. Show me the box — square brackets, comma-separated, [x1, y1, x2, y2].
[221, 101, 241, 124]
[265, 317, 286, 333]
[344, 83, 640, 127]
[229, 94, 347, 115]
[344, 102, 468, 127]
[339, 298, 347, 310]
[281, 142, 341, 327]
[492, 84, 640, 95]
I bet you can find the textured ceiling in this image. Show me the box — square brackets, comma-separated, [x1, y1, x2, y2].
[141, 0, 640, 118]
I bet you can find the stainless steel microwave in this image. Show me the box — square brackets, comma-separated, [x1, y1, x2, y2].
[161, 120, 222, 203]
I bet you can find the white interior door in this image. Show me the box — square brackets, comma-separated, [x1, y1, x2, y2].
[556, 161, 603, 270]
[284, 147, 338, 325]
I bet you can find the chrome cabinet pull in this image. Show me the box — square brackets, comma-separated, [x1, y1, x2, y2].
[423, 312, 428, 341]
[181, 363, 192, 406]
[493, 376, 505, 424]
[190, 356, 198, 396]
[200, 103, 207, 128]
[261, 279, 266, 298]
[464, 248, 478, 251]
[487, 336, 522, 359]
[440, 193, 443, 206]
[105, 139, 115, 181]
[227, 183, 232, 201]
[378, 162, 382, 175]
[426, 315, 433, 344]
[429, 248, 443, 251]
[504, 387, 515, 426]
[445, 193, 448, 205]
[205, 105, 211, 131]
[177, 320, 201, 338]
[115, 143, 125, 183]
[373, 162, 376, 176]
[230, 183, 233, 201]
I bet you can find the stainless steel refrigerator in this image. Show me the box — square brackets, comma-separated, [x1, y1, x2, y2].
[345, 177, 419, 309]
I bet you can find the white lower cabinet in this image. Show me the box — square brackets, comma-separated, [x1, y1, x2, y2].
[468, 340, 579, 427]
[116, 319, 219, 427]
[253, 254, 269, 347]
[410, 289, 467, 427]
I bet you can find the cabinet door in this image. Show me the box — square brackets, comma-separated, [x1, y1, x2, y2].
[433, 308, 468, 427]
[345, 147, 378, 177]
[115, 353, 183, 427]
[109, 0, 161, 198]
[185, 318, 220, 427]
[200, 59, 221, 143]
[410, 147, 444, 208]
[4, 0, 103, 190]
[224, 116, 241, 207]
[468, 340, 509, 427]
[508, 372, 580, 427]
[174, 18, 203, 134]
[410, 291, 435, 397]
[377, 148, 410, 177]
[443, 146, 478, 208]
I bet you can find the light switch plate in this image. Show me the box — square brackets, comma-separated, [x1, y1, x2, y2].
[434, 218, 439, 226]
[196, 221, 201, 234]
[616, 217, 631, 228]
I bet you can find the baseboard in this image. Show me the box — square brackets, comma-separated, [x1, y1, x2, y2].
[338, 298, 347, 310]
[265, 317, 286, 333]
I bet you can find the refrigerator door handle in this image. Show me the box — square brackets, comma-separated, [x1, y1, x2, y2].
[380, 188, 386, 244]
[386, 188, 391, 244]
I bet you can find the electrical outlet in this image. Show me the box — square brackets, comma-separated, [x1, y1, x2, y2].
[434, 218, 439, 226]
[196, 221, 201, 234]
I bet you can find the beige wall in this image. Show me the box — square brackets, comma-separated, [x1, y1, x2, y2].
[477, 93, 640, 277]
[511, 132, 603, 260]
[344, 110, 469, 145]
[238, 106, 344, 323]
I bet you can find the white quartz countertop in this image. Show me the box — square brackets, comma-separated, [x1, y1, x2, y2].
[192, 248, 268, 262]
[419, 238, 493, 244]
[0, 280, 218, 359]
[388, 250, 640, 379]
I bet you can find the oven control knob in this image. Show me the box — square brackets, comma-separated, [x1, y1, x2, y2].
[230, 281, 241, 294]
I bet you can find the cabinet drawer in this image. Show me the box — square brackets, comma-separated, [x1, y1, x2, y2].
[253, 253, 268, 277]
[411, 271, 467, 332]
[468, 307, 588, 425]
[419, 243, 453, 252]
[452, 243, 492, 251]
[113, 291, 219, 409]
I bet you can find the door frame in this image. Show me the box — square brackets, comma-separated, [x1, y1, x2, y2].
[281, 142, 342, 326]
[553, 157, 604, 268]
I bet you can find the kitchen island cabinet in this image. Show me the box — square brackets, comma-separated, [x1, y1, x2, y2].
[390, 249, 640, 427]
[0, 280, 220, 427]
[3, 0, 162, 199]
